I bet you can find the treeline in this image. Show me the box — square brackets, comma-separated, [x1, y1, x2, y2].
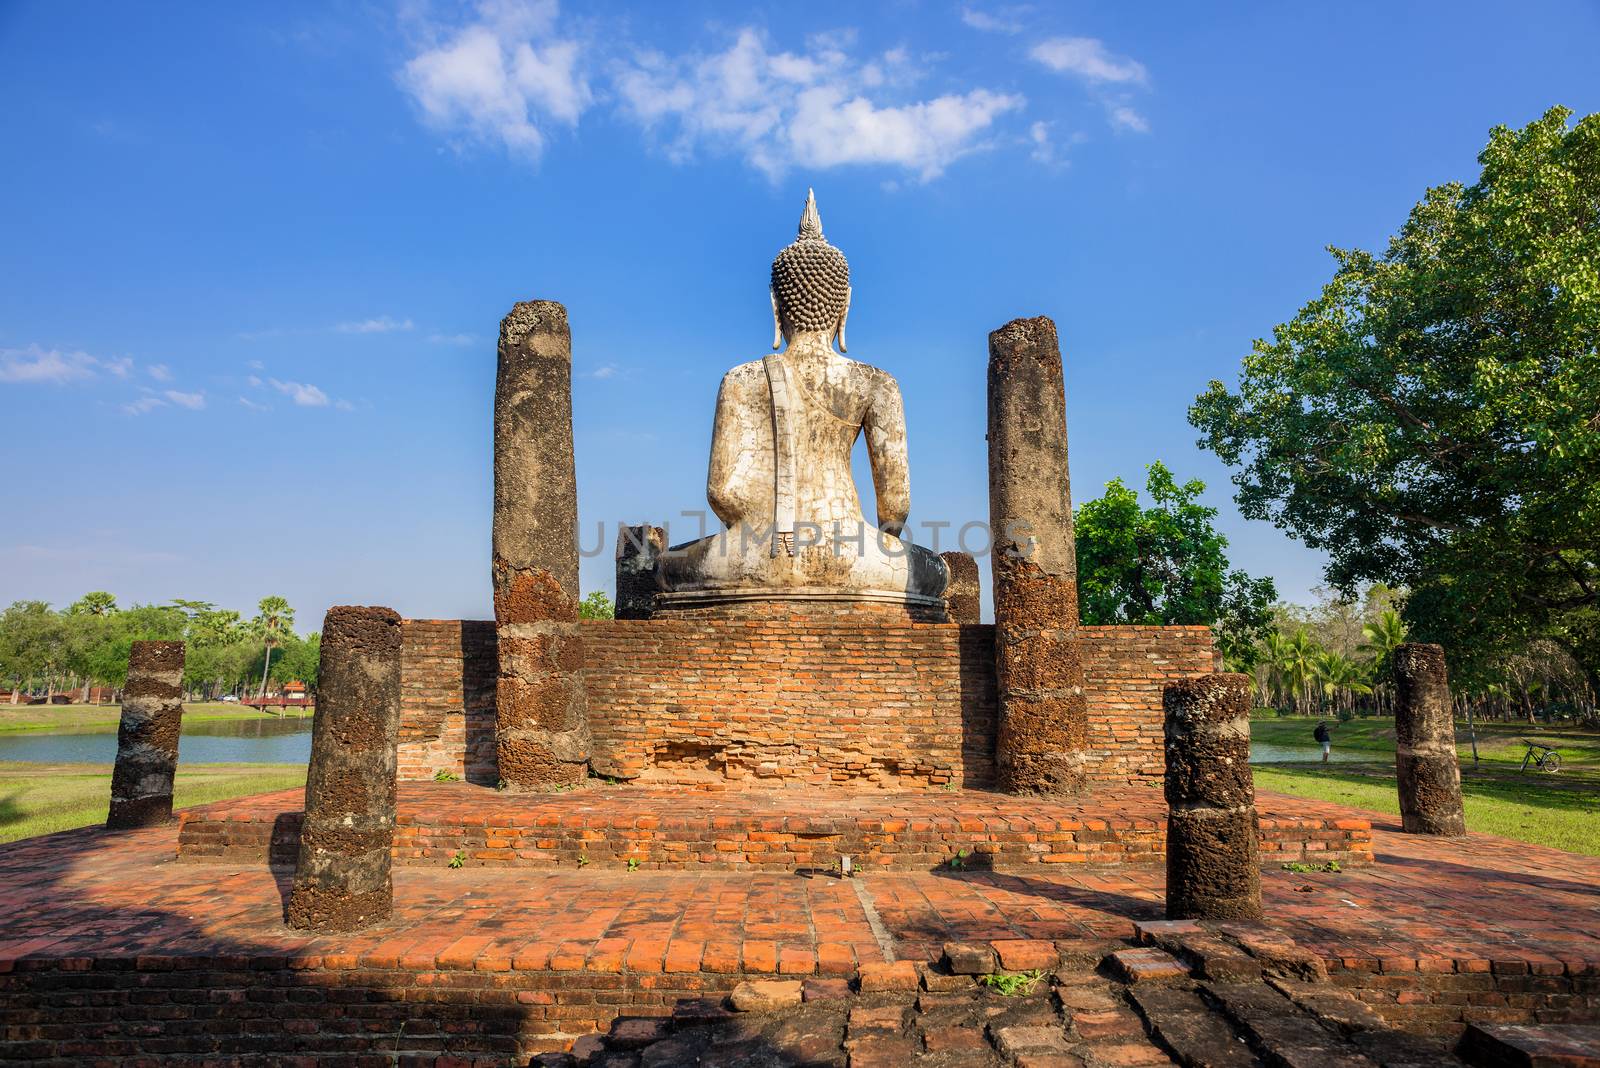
[1253, 586, 1597, 726]
[0, 593, 315, 703]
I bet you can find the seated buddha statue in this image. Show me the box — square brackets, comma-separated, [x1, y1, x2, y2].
[656, 190, 949, 616]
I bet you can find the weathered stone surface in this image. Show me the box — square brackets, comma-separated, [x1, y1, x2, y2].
[1109, 947, 1191, 983]
[941, 550, 981, 624]
[944, 941, 999, 975]
[493, 299, 589, 791]
[106, 640, 185, 830]
[856, 960, 920, 991]
[1459, 1022, 1600, 1067]
[1393, 643, 1466, 837]
[615, 525, 665, 620]
[1164, 673, 1262, 921]
[286, 606, 402, 932]
[656, 191, 948, 616]
[988, 315, 1089, 795]
[730, 979, 804, 1013]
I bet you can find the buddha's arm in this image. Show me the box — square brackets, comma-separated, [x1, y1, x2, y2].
[707, 372, 763, 527]
[863, 372, 911, 536]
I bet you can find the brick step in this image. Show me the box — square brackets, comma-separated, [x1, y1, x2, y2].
[175, 783, 1373, 872]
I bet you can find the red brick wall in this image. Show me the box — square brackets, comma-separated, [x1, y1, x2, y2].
[396, 619, 1216, 789]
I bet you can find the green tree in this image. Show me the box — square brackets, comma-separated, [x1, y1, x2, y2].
[1190, 106, 1600, 684]
[273, 632, 320, 694]
[68, 591, 118, 617]
[0, 601, 66, 702]
[1075, 462, 1277, 670]
[578, 591, 615, 620]
[250, 596, 295, 701]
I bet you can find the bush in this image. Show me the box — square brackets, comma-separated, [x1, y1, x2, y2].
[1336, 708, 1355, 723]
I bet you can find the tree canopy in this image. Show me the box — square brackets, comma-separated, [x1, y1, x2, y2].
[1189, 106, 1600, 686]
[1075, 461, 1277, 669]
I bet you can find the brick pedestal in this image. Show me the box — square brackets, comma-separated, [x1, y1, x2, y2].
[106, 640, 185, 829]
[987, 316, 1089, 794]
[492, 300, 589, 790]
[286, 606, 403, 932]
[1163, 672, 1262, 920]
[1393, 643, 1466, 836]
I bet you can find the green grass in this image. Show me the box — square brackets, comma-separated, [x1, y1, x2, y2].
[0, 761, 306, 844]
[1251, 714, 1600, 772]
[0, 702, 310, 735]
[1254, 763, 1600, 857]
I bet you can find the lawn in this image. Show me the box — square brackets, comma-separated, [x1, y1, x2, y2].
[0, 761, 306, 844]
[1252, 715, 1600, 856]
[1251, 713, 1600, 772]
[0, 702, 311, 735]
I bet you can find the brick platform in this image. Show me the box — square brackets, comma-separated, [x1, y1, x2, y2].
[396, 619, 1217, 789]
[2, 801, 1598, 1060]
[173, 783, 1374, 871]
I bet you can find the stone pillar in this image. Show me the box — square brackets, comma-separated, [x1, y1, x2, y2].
[106, 640, 185, 829]
[492, 300, 590, 790]
[616, 524, 665, 620]
[986, 316, 1089, 794]
[1393, 643, 1466, 836]
[940, 550, 980, 624]
[1163, 673, 1262, 920]
[286, 606, 402, 932]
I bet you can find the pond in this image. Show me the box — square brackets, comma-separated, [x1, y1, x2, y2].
[1250, 742, 1372, 764]
[0, 717, 312, 764]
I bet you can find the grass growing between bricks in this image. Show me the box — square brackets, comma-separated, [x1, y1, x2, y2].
[0, 761, 306, 844]
[1255, 762, 1600, 856]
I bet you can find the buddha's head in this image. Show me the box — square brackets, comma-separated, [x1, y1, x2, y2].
[771, 188, 850, 352]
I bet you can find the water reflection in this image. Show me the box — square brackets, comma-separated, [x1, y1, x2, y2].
[0, 716, 313, 764]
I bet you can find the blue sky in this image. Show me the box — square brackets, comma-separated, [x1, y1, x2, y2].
[3, 1, 1597, 627]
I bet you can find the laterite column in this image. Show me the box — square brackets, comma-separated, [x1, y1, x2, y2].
[987, 316, 1089, 794]
[106, 640, 185, 829]
[940, 550, 980, 624]
[615, 524, 665, 620]
[1393, 643, 1466, 836]
[1164, 673, 1262, 920]
[492, 300, 590, 790]
[286, 606, 402, 932]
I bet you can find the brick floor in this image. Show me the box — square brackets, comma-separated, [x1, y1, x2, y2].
[1, 793, 1597, 1058]
[2, 799, 1595, 976]
[173, 783, 1375, 871]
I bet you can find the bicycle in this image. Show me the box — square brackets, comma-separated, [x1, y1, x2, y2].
[1519, 739, 1562, 774]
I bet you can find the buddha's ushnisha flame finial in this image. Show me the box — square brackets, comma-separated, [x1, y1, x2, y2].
[797, 187, 824, 241]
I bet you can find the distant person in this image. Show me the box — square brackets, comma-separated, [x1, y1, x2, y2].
[1314, 720, 1332, 763]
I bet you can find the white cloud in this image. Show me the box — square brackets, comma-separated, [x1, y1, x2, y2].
[268, 378, 330, 407]
[164, 389, 206, 410]
[614, 29, 1022, 180]
[1028, 37, 1147, 85]
[335, 399, 355, 411]
[589, 364, 619, 379]
[146, 363, 173, 382]
[239, 396, 271, 412]
[336, 316, 414, 334]
[1108, 106, 1149, 133]
[103, 356, 133, 377]
[401, 0, 590, 162]
[960, 6, 1026, 34]
[0, 345, 102, 385]
[121, 394, 166, 416]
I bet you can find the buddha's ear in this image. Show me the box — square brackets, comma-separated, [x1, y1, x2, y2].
[770, 286, 782, 350]
[837, 285, 851, 353]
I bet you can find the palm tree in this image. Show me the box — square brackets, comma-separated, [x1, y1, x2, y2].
[1313, 651, 1374, 716]
[1283, 628, 1321, 715]
[251, 596, 295, 707]
[1359, 609, 1407, 715]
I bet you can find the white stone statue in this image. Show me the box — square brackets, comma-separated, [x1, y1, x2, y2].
[657, 190, 949, 614]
